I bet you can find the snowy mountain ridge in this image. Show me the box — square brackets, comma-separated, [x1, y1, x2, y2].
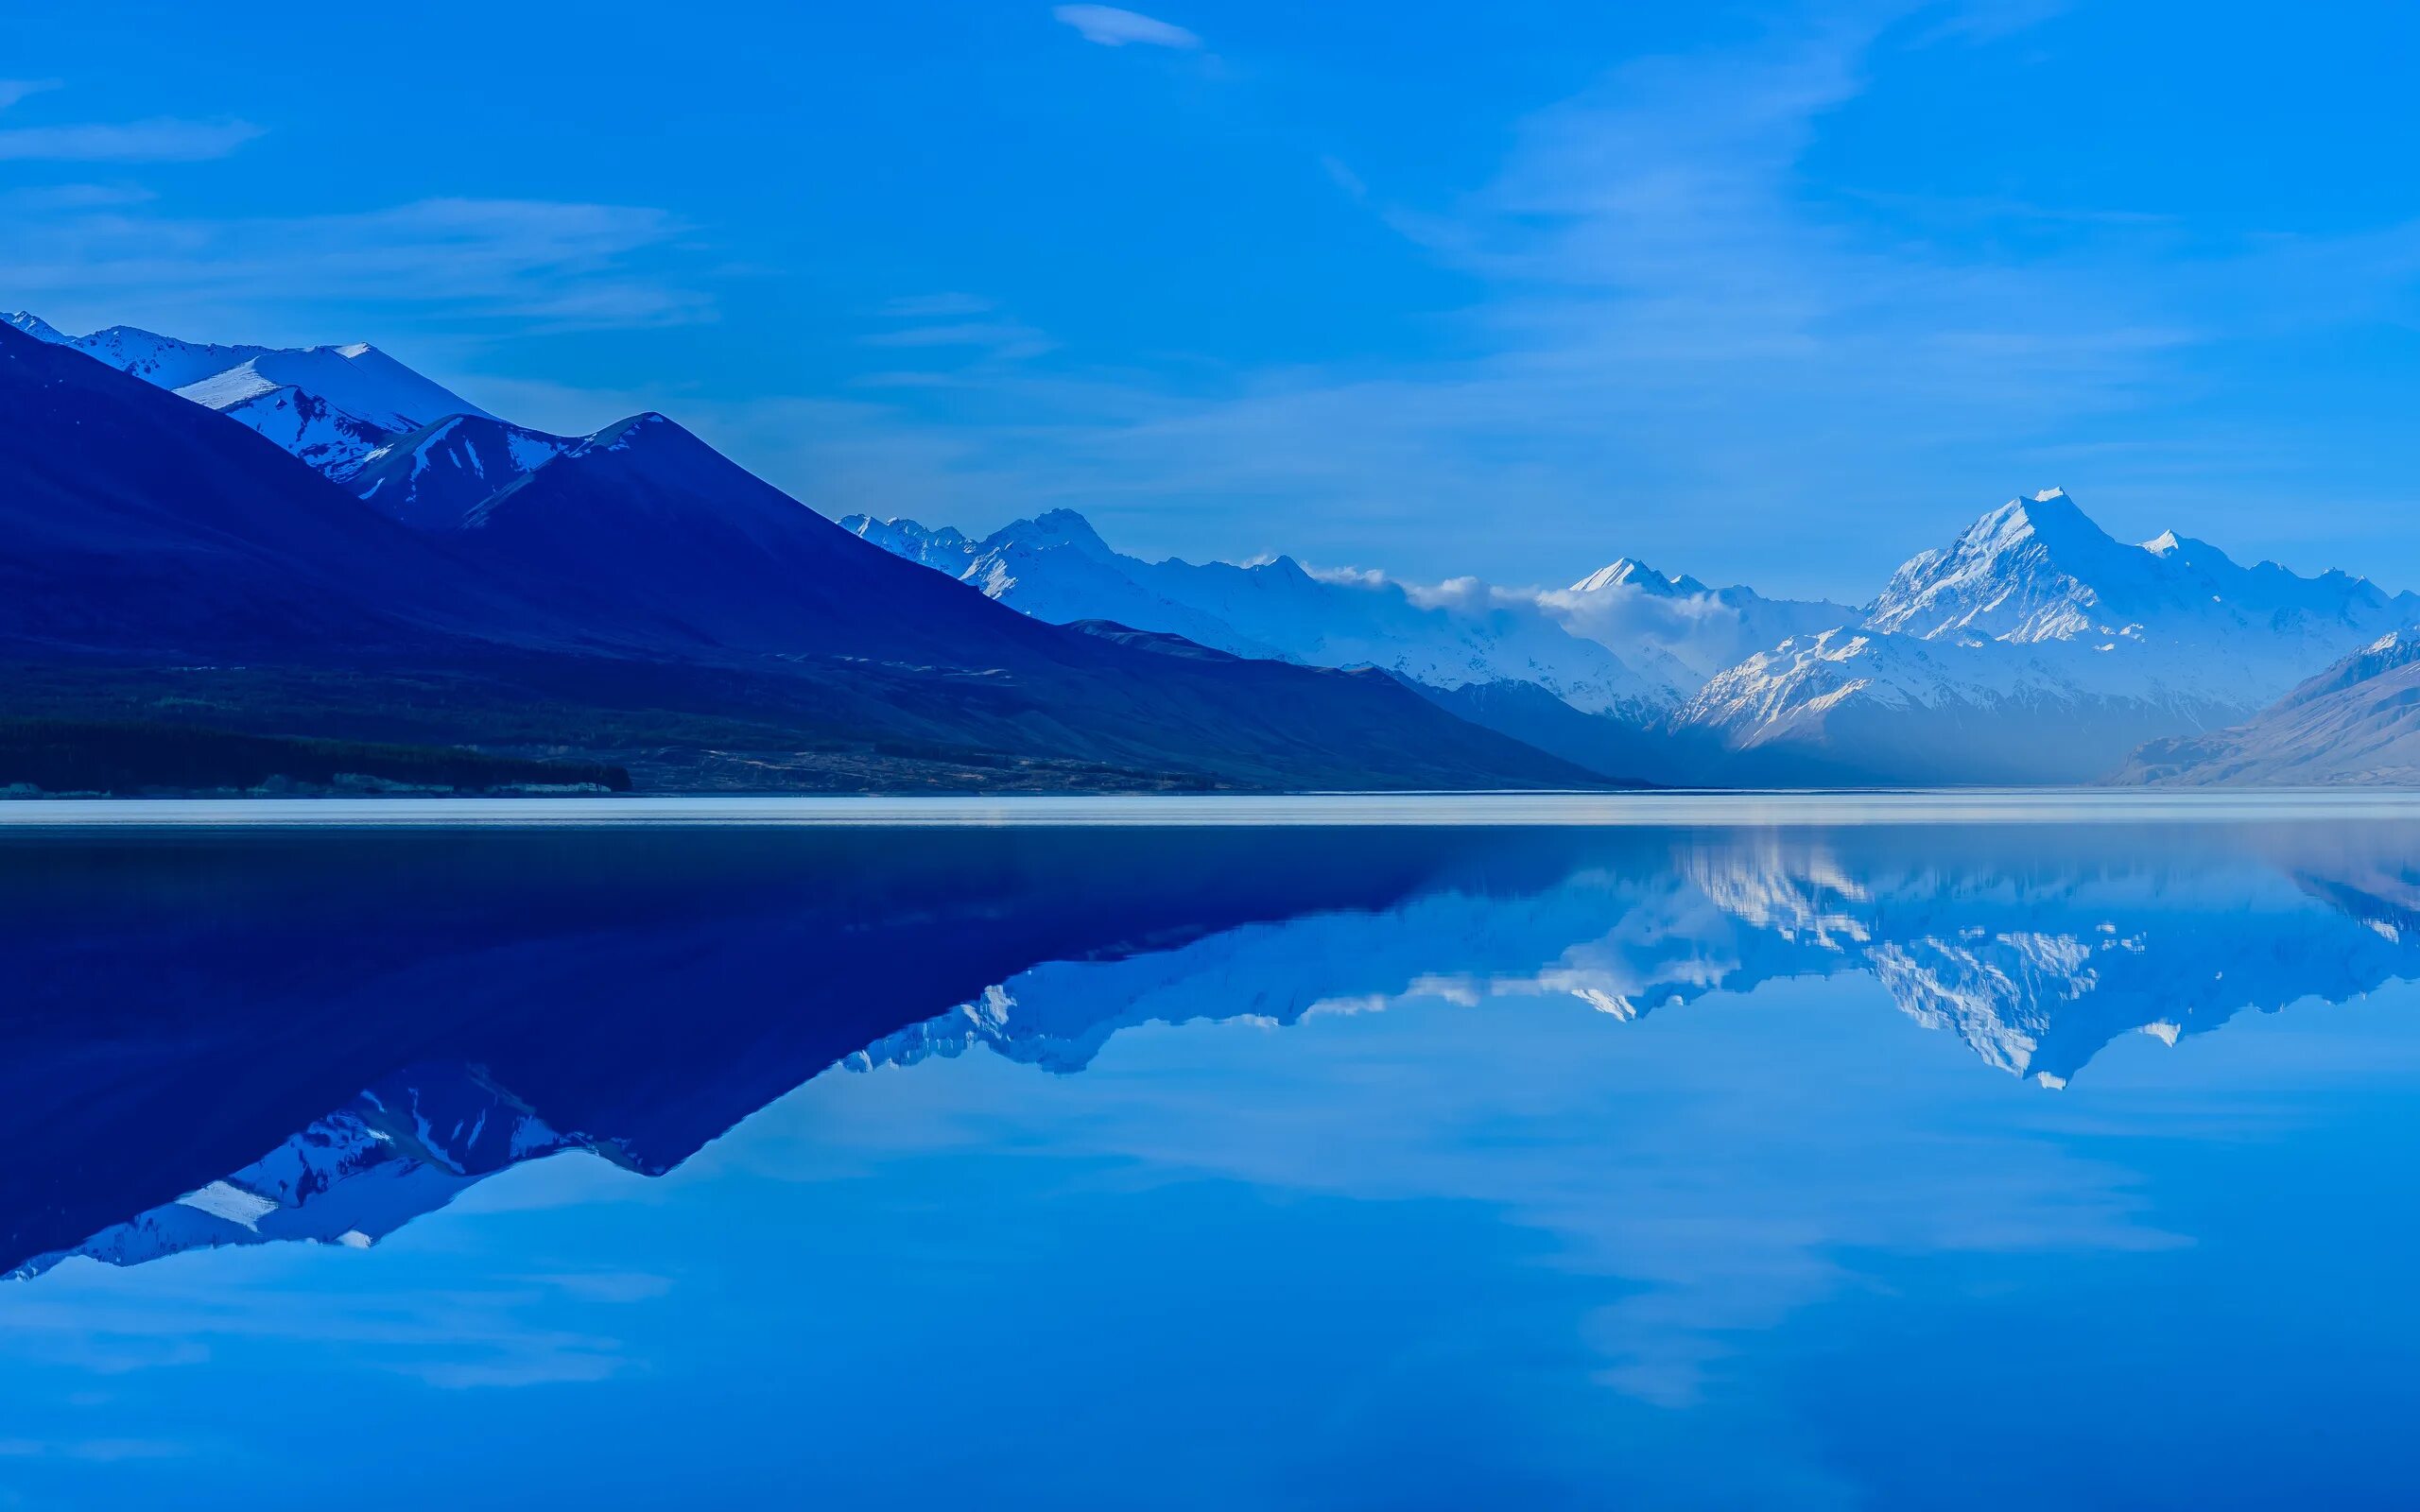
[8, 1063, 637, 1280]
[1672, 489, 2420, 782]
[844, 509, 1691, 719]
[2114, 627, 2420, 786]
[18, 303, 2415, 787]
[849, 829, 2420, 1090]
[11, 313, 493, 479]
[849, 490, 2419, 783]
[1866, 489, 2414, 653]
[351, 413, 575, 529]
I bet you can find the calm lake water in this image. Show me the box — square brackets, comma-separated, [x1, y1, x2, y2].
[7, 798, 2420, 1507]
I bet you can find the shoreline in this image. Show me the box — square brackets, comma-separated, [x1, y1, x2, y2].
[3, 788, 2418, 829]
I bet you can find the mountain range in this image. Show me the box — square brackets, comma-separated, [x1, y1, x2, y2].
[851, 489, 2420, 784]
[7, 312, 493, 478]
[0, 314, 1593, 794]
[1680, 490, 2420, 782]
[11, 303, 2417, 789]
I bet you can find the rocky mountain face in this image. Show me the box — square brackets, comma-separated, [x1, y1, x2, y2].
[2115, 629, 2420, 785]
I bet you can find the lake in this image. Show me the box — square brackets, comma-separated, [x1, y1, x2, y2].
[5, 795, 2419, 1507]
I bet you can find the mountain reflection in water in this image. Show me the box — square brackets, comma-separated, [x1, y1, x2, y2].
[7, 819, 2416, 1280]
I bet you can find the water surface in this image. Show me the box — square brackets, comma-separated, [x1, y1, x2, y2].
[5, 805, 2419, 1506]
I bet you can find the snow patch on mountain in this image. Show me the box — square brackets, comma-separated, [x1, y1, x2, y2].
[4, 310, 68, 345]
[210, 385, 396, 477]
[351, 413, 574, 528]
[62, 324, 271, 388]
[18, 313, 497, 480]
[9, 1064, 631, 1280]
[174, 345, 493, 436]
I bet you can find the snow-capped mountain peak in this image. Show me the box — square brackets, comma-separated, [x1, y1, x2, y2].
[845, 515, 976, 571]
[1870, 489, 2416, 649]
[1678, 488, 2420, 782]
[4, 310, 68, 345]
[1862, 487, 2131, 644]
[994, 507, 1117, 558]
[1250, 552, 1317, 582]
[68, 324, 273, 389]
[172, 345, 492, 437]
[1542, 557, 1854, 685]
[34, 316, 500, 481]
[1567, 558, 1712, 597]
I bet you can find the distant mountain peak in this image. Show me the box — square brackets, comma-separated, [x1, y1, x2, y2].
[1962, 486, 2101, 545]
[1685, 487, 2420, 783]
[46, 317, 497, 478]
[1568, 558, 1712, 597]
[461, 409, 829, 545]
[841, 514, 976, 560]
[849, 504, 1688, 720]
[580, 411, 679, 453]
[1867, 490, 2141, 644]
[994, 507, 1115, 558]
[2274, 625, 2420, 712]
[4, 310, 68, 345]
[80, 321, 174, 344]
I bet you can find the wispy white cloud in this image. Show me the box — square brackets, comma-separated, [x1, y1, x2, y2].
[0, 78, 61, 112]
[879, 292, 996, 318]
[1910, 0, 2074, 44]
[774, 2, 2420, 594]
[0, 182, 155, 211]
[1318, 154, 1369, 202]
[0, 1437, 190, 1462]
[0, 1259, 658, 1392]
[1051, 5, 1201, 49]
[862, 318, 1054, 361]
[0, 196, 709, 337]
[0, 116, 263, 163]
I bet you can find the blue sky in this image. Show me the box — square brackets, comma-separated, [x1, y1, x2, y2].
[9, 0, 2420, 595]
